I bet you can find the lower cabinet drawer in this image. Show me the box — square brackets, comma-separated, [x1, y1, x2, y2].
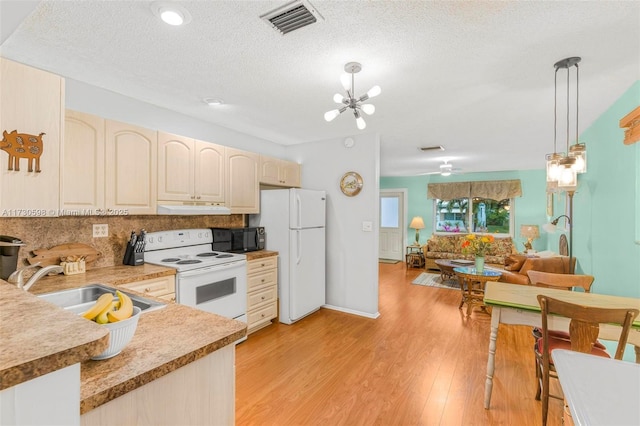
[248, 286, 277, 310]
[119, 276, 175, 298]
[247, 302, 277, 330]
[247, 269, 277, 291]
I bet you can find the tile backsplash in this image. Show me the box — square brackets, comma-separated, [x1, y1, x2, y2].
[1, 215, 244, 269]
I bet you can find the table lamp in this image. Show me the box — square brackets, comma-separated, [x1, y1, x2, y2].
[409, 216, 425, 246]
[520, 225, 540, 252]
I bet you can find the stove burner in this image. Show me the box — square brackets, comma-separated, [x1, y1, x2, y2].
[161, 258, 181, 263]
[216, 254, 233, 258]
[197, 252, 218, 257]
[177, 259, 203, 265]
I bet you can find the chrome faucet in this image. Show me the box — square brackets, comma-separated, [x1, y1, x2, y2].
[7, 263, 64, 291]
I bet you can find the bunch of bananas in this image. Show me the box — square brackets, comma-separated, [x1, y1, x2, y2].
[82, 290, 134, 324]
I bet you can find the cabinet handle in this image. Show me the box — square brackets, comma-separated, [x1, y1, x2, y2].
[261, 296, 266, 300]
[261, 263, 265, 267]
[261, 278, 265, 282]
[190, 195, 196, 199]
[170, 296, 176, 302]
[261, 313, 265, 317]
[196, 195, 201, 199]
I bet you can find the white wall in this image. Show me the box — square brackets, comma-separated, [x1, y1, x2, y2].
[289, 134, 380, 318]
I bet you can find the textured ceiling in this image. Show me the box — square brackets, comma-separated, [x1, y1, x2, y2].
[1, 1, 638, 176]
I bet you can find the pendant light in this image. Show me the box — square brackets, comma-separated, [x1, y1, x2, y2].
[546, 57, 585, 190]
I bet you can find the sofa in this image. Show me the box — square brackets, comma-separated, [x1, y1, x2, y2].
[498, 255, 575, 285]
[422, 234, 517, 271]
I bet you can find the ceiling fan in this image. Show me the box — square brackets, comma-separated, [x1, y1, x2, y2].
[420, 160, 462, 176]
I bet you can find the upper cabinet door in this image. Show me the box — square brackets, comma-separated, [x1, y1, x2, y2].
[0, 58, 64, 215]
[158, 132, 195, 202]
[195, 140, 225, 203]
[105, 120, 157, 215]
[280, 160, 301, 188]
[226, 147, 259, 214]
[62, 110, 105, 212]
[259, 155, 281, 186]
[259, 155, 301, 188]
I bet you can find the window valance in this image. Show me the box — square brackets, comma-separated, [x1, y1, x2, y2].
[427, 182, 470, 201]
[427, 179, 522, 201]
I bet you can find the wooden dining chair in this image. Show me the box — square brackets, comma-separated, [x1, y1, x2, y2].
[527, 270, 594, 292]
[528, 271, 596, 340]
[535, 295, 639, 426]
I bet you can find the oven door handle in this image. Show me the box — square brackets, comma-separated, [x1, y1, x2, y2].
[178, 261, 246, 277]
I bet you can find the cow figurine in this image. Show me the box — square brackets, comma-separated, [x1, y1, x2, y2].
[0, 130, 45, 172]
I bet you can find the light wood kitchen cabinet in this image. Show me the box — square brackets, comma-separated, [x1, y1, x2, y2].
[157, 132, 225, 204]
[246, 256, 278, 334]
[225, 147, 259, 214]
[61, 110, 105, 212]
[105, 120, 157, 215]
[0, 58, 64, 216]
[259, 155, 301, 188]
[81, 344, 234, 426]
[118, 275, 176, 302]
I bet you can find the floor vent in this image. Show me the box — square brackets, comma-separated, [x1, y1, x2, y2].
[420, 145, 445, 152]
[260, 0, 324, 35]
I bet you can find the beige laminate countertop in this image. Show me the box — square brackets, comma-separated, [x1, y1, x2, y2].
[0, 281, 110, 390]
[245, 250, 278, 261]
[2, 263, 247, 414]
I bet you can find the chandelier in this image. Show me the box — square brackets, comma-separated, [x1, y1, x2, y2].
[546, 57, 587, 191]
[324, 62, 381, 130]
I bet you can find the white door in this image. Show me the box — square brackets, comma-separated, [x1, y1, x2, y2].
[288, 227, 326, 322]
[289, 189, 326, 229]
[379, 190, 405, 261]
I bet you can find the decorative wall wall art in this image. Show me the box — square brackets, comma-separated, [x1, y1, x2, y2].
[339, 171, 363, 197]
[0, 130, 45, 172]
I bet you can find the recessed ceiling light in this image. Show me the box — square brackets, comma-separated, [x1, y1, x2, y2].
[150, 2, 192, 26]
[203, 98, 224, 106]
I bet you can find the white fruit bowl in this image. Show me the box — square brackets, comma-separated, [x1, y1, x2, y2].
[91, 306, 142, 360]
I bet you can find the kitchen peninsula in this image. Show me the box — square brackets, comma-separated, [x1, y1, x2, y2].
[1, 264, 246, 425]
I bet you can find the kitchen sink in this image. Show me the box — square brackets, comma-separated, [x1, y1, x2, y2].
[37, 283, 166, 314]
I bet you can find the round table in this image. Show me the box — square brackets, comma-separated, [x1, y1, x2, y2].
[453, 267, 502, 316]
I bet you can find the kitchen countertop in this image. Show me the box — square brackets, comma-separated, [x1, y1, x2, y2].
[0, 281, 110, 390]
[245, 250, 278, 261]
[28, 263, 177, 294]
[1, 263, 247, 414]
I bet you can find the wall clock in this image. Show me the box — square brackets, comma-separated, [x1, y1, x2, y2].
[339, 171, 363, 197]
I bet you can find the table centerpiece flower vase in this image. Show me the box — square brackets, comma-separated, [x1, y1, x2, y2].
[461, 233, 495, 274]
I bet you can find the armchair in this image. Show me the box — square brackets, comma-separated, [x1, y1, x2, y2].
[498, 255, 575, 285]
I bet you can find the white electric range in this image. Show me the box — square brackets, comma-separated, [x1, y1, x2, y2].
[144, 229, 247, 324]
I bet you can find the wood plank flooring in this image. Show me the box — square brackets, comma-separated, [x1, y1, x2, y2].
[236, 262, 564, 425]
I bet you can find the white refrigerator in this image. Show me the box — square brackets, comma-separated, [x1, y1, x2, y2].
[252, 188, 326, 324]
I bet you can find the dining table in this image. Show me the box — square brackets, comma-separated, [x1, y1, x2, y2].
[552, 349, 640, 426]
[482, 281, 640, 409]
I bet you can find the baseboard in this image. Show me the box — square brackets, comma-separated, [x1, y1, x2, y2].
[322, 304, 380, 319]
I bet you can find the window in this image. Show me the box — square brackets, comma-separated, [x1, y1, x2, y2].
[435, 197, 513, 235]
[380, 196, 399, 228]
[428, 179, 520, 236]
[434, 197, 512, 235]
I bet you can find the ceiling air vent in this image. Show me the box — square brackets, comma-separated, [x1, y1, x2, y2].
[260, 0, 324, 35]
[420, 145, 445, 152]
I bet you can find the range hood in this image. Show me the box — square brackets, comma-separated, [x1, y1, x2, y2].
[157, 204, 231, 215]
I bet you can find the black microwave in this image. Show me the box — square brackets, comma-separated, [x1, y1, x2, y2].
[212, 227, 265, 253]
[231, 227, 265, 252]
